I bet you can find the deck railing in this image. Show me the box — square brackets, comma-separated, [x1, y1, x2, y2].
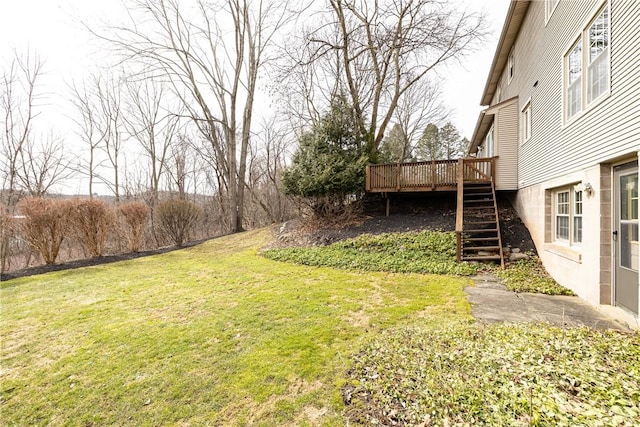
[365, 157, 496, 193]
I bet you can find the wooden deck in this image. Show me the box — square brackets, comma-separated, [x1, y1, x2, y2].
[365, 158, 496, 193]
[366, 157, 503, 267]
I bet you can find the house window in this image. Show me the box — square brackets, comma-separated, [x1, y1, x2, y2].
[587, 5, 610, 103]
[522, 100, 532, 142]
[508, 49, 515, 83]
[566, 39, 582, 120]
[546, 0, 560, 22]
[563, 2, 610, 123]
[555, 188, 583, 245]
[574, 190, 583, 243]
[556, 191, 570, 240]
[485, 125, 494, 158]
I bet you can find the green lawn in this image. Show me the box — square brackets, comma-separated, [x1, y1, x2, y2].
[0, 229, 471, 426]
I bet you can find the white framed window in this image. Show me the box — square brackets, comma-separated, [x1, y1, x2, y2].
[522, 100, 532, 143]
[546, 0, 560, 23]
[563, 2, 610, 123]
[587, 5, 610, 103]
[508, 49, 515, 83]
[554, 188, 584, 245]
[574, 190, 583, 243]
[565, 38, 582, 120]
[485, 125, 494, 158]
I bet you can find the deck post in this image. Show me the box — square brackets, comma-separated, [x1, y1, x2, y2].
[431, 160, 436, 190]
[455, 158, 465, 262]
[365, 165, 371, 191]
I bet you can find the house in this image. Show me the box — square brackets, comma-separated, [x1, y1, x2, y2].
[469, 0, 639, 319]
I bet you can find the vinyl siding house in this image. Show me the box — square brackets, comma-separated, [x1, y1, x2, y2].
[470, 0, 639, 318]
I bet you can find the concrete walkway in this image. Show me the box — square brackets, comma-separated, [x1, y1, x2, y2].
[466, 274, 634, 332]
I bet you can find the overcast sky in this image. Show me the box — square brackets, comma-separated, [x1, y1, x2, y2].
[1, 0, 510, 145]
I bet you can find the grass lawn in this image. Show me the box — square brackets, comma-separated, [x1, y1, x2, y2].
[0, 229, 471, 426]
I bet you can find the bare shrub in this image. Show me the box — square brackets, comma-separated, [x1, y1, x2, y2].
[69, 198, 115, 258]
[117, 201, 150, 252]
[156, 199, 202, 247]
[0, 204, 14, 273]
[17, 198, 73, 264]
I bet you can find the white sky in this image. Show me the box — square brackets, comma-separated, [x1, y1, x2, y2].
[1, 0, 510, 158]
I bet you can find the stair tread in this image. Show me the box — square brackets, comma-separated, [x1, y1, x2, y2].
[463, 237, 500, 242]
[465, 228, 498, 233]
[463, 255, 503, 261]
[464, 221, 496, 225]
[463, 246, 501, 251]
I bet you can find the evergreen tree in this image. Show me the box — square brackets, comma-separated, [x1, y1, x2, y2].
[415, 122, 469, 161]
[282, 97, 369, 217]
[415, 123, 443, 161]
[379, 123, 413, 163]
[440, 121, 463, 159]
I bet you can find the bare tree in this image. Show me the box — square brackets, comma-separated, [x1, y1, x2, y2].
[245, 116, 293, 225]
[123, 79, 181, 205]
[391, 78, 449, 160]
[166, 133, 194, 200]
[15, 132, 75, 196]
[101, 0, 297, 233]
[69, 76, 109, 197]
[280, 0, 486, 154]
[1, 51, 44, 208]
[96, 75, 125, 202]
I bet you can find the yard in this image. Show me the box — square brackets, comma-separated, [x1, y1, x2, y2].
[1, 228, 639, 425]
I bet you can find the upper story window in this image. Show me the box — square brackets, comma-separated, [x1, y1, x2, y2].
[587, 5, 610, 102]
[522, 100, 532, 143]
[566, 39, 582, 120]
[508, 49, 515, 83]
[563, 2, 610, 124]
[546, 0, 560, 22]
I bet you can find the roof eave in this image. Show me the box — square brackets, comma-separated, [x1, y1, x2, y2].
[479, 0, 531, 106]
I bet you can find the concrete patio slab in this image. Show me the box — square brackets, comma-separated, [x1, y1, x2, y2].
[466, 275, 634, 332]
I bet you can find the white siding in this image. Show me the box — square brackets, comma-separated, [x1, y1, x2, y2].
[496, 0, 640, 188]
[495, 101, 519, 190]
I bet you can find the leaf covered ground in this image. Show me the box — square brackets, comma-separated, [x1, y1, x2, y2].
[343, 322, 640, 426]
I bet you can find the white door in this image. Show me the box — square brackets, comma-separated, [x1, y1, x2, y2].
[614, 161, 639, 315]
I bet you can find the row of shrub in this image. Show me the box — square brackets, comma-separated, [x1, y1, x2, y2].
[2, 198, 202, 268]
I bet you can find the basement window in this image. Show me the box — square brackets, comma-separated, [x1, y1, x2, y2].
[554, 188, 583, 245]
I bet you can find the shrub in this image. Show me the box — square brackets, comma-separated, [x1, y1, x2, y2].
[17, 197, 72, 264]
[117, 201, 150, 252]
[0, 204, 14, 273]
[69, 198, 115, 258]
[156, 199, 202, 247]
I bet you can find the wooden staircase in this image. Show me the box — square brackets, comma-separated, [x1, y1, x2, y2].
[455, 161, 504, 268]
